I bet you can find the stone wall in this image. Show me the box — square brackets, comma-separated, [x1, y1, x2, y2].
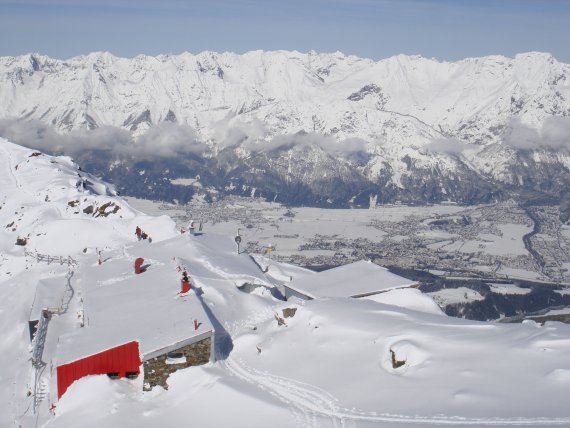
[143, 336, 211, 390]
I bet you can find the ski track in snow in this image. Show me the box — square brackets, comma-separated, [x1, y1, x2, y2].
[3, 145, 39, 202]
[221, 356, 342, 428]
[3, 145, 20, 186]
[220, 353, 570, 427]
[210, 280, 570, 427]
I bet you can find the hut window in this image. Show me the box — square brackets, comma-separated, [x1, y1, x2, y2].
[166, 351, 186, 364]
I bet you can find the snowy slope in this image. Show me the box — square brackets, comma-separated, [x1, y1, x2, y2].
[1, 139, 570, 427]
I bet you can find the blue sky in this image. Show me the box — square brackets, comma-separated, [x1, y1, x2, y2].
[0, 0, 569, 61]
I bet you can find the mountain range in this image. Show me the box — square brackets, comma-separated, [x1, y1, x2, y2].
[1, 50, 569, 207]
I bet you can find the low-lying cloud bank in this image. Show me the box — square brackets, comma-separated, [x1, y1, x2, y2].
[246, 132, 369, 157]
[210, 117, 370, 158]
[0, 119, 205, 159]
[505, 117, 570, 150]
[3, 116, 568, 164]
[135, 122, 205, 157]
[0, 118, 371, 161]
[423, 137, 471, 155]
[421, 117, 570, 155]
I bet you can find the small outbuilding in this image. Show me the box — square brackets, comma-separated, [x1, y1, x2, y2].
[284, 260, 418, 300]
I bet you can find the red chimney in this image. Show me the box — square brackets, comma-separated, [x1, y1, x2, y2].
[134, 258, 144, 274]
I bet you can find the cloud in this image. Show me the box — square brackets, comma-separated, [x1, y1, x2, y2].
[248, 132, 369, 159]
[0, 118, 132, 154]
[0, 119, 205, 158]
[537, 116, 570, 149]
[505, 116, 570, 150]
[0, 117, 371, 163]
[212, 117, 267, 150]
[72, 126, 133, 154]
[335, 137, 369, 156]
[0, 118, 63, 153]
[208, 114, 370, 158]
[135, 122, 205, 158]
[503, 118, 540, 150]
[423, 137, 470, 155]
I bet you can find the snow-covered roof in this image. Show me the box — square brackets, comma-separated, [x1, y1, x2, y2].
[285, 260, 417, 299]
[56, 242, 214, 366]
[29, 277, 68, 321]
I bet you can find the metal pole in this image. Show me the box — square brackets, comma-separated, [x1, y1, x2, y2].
[235, 233, 242, 255]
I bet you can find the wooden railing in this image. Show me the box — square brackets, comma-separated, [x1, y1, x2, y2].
[24, 249, 78, 267]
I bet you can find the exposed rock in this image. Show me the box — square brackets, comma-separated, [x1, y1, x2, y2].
[143, 337, 211, 391]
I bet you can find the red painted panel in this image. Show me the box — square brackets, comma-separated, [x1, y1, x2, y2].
[134, 258, 144, 274]
[57, 341, 140, 399]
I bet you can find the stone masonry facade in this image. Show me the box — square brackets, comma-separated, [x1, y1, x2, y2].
[143, 336, 211, 390]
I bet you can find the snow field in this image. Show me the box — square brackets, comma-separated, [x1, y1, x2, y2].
[427, 287, 486, 306]
[487, 283, 532, 295]
[2, 139, 570, 427]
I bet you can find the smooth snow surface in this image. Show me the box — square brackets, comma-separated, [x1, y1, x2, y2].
[361, 288, 445, 316]
[488, 283, 532, 295]
[286, 260, 417, 299]
[1, 139, 570, 427]
[428, 287, 486, 306]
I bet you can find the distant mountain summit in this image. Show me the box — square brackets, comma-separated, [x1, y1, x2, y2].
[1, 50, 569, 207]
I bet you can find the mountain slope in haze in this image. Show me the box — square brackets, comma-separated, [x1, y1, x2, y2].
[1, 51, 570, 206]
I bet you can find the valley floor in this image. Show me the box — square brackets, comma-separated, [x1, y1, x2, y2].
[128, 196, 570, 284]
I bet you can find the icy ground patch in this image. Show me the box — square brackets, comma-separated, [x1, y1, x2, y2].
[488, 283, 532, 295]
[427, 287, 486, 306]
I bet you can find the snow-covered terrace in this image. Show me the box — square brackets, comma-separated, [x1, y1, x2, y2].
[285, 260, 417, 300]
